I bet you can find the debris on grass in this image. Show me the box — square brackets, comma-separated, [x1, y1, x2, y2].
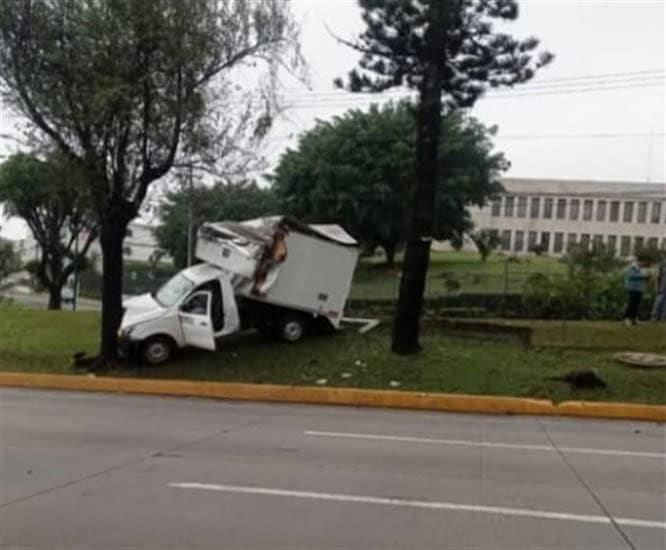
[389, 380, 401, 388]
[315, 378, 328, 385]
[341, 372, 353, 379]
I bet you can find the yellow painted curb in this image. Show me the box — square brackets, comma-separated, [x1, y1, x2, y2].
[0, 372, 664, 422]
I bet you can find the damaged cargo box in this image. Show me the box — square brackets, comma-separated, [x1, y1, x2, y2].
[196, 216, 359, 328]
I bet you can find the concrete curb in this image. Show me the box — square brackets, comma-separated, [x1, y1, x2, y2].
[1, 372, 664, 422]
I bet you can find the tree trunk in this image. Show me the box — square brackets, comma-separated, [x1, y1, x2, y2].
[391, 4, 447, 355]
[383, 243, 397, 269]
[47, 285, 62, 310]
[98, 216, 129, 363]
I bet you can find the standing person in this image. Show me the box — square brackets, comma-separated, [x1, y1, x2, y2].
[652, 259, 666, 321]
[623, 256, 649, 325]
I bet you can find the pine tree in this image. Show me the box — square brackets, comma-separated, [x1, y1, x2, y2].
[336, 0, 553, 354]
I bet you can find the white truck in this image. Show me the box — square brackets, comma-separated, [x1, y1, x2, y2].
[118, 216, 359, 365]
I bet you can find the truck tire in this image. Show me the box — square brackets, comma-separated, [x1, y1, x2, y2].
[278, 314, 306, 342]
[141, 336, 174, 366]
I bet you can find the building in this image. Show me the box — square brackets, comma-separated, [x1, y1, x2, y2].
[463, 178, 666, 257]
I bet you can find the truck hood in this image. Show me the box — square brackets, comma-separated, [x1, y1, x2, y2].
[121, 293, 167, 328]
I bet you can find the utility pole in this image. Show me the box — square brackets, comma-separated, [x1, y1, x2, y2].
[72, 231, 79, 311]
[646, 128, 654, 183]
[186, 163, 194, 266]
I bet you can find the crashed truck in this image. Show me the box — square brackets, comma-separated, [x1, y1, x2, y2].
[118, 216, 359, 365]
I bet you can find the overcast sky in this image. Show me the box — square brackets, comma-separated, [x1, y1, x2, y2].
[267, 0, 665, 183]
[1, 0, 664, 239]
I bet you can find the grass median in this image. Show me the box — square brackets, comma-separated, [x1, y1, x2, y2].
[1, 305, 664, 405]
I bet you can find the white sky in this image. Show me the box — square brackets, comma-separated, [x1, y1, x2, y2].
[1, 0, 665, 239]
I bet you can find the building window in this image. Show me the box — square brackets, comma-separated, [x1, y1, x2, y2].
[553, 232, 564, 253]
[583, 199, 593, 221]
[651, 202, 662, 224]
[540, 232, 551, 252]
[491, 199, 501, 217]
[634, 236, 644, 253]
[623, 201, 634, 223]
[501, 230, 511, 251]
[620, 236, 631, 256]
[514, 230, 524, 252]
[662, 238, 666, 251]
[637, 202, 648, 223]
[610, 201, 620, 222]
[596, 200, 607, 222]
[593, 234, 604, 249]
[530, 197, 540, 219]
[528, 231, 538, 250]
[647, 237, 658, 249]
[123, 246, 132, 257]
[607, 235, 617, 253]
[580, 234, 590, 250]
[504, 196, 514, 218]
[567, 233, 577, 251]
[569, 199, 580, 221]
[517, 196, 527, 218]
[556, 199, 566, 220]
[543, 198, 553, 219]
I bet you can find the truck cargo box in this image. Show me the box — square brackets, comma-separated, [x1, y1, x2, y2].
[196, 216, 358, 327]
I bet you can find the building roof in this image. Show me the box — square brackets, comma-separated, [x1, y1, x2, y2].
[500, 178, 666, 199]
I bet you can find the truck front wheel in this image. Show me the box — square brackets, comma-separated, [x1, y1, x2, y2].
[141, 336, 174, 366]
[278, 314, 306, 342]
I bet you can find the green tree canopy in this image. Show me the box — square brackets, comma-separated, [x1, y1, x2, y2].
[154, 182, 279, 269]
[272, 102, 507, 266]
[0, 152, 97, 309]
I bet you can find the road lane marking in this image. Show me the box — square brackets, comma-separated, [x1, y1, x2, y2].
[304, 430, 666, 459]
[169, 482, 666, 530]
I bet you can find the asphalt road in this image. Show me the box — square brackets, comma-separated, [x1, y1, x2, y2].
[1, 389, 664, 550]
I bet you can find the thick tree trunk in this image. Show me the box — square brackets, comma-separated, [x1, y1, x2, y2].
[391, 4, 447, 355]
[47, 285, 62, 310]
[98, 216, 129, 363]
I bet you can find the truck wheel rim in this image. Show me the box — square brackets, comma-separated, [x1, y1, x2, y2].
[284, 322, 303, 341]
[147, 342, 169, 363]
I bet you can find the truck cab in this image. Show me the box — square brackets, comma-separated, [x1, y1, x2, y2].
[118, 263, 240, 365]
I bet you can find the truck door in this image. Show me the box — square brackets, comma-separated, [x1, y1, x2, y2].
[178, 290, 216, 351]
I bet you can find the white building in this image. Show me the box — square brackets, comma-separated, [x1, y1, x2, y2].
[464, 178, 666, 257]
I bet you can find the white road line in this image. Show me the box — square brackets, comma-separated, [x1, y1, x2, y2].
[304, 430, 666, 459]
[169, 482, 666, 530]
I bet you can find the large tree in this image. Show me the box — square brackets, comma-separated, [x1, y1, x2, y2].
[0, 152, 97, 309]
[273, 101, 507, 267]
[0, 0, 300, 363]
[154, 181, 279, 269]
[336, 0, 552, 354]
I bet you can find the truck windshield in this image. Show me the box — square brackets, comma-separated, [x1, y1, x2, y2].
[154, 273, 195, 308]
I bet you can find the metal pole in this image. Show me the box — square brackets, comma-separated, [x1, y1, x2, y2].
[72, 231, 79, 311]
[186, 164, 194, 267]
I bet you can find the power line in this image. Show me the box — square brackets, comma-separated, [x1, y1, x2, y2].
[266, 131, 666, 142]
[285, 80, 664, 109]
[282, 69, 665, 100]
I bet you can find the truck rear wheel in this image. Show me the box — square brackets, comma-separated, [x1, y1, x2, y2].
[141, 336, 174, 366]
[278, 314, 306, 342]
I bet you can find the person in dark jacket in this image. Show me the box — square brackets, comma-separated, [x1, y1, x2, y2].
[623, 257, 649, 325]
[652, 260, 666, 321]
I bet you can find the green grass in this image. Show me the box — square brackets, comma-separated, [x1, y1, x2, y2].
[1, 305, 664, 404]
[351, 251, 567, 299]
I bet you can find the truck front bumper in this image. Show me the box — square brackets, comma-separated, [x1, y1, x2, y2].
[117, 335, 139, 361]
